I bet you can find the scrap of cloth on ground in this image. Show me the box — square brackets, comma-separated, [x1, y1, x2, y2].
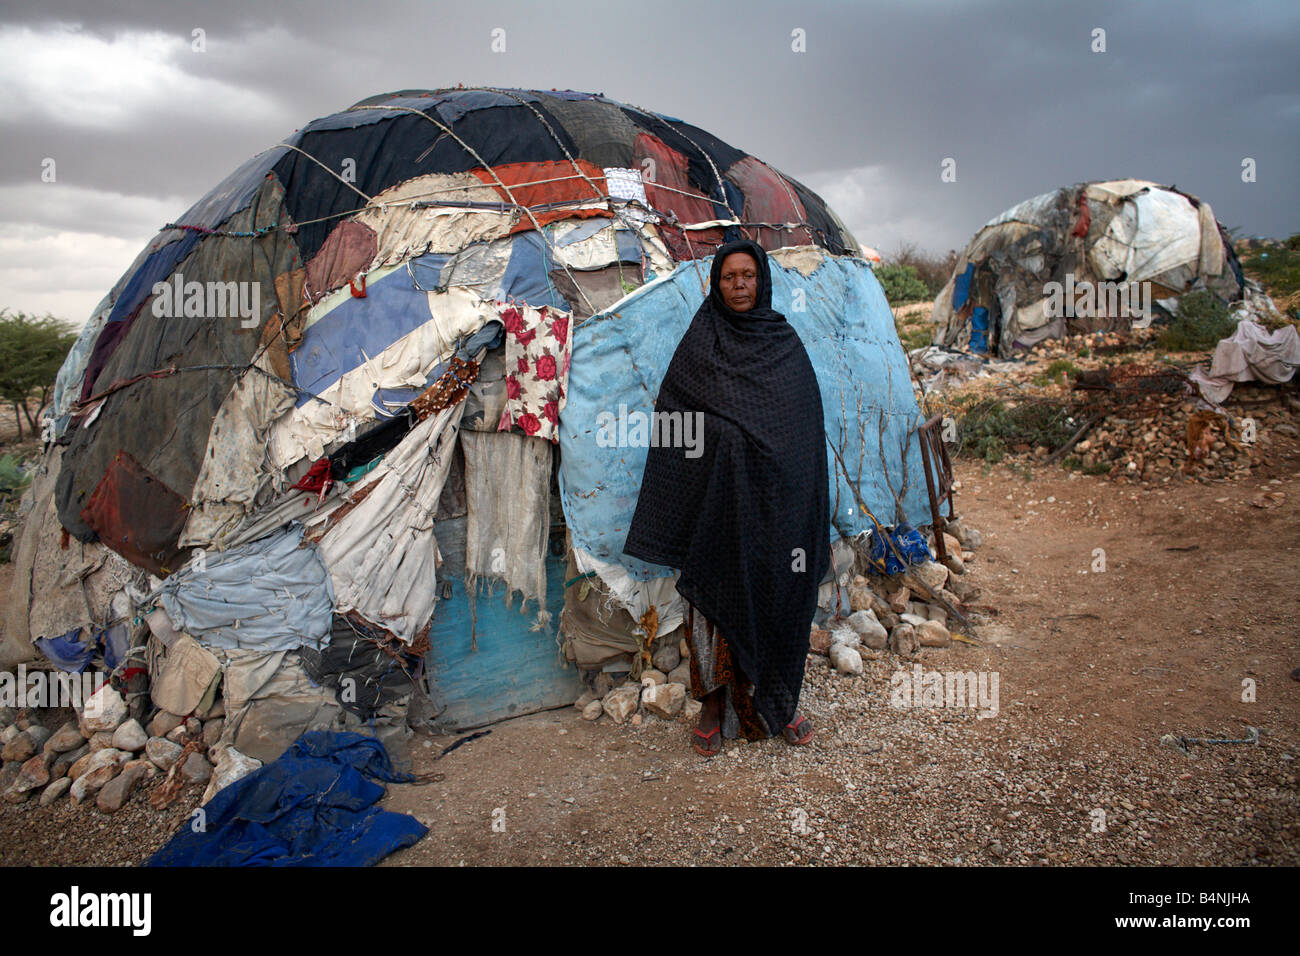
[621, 238, 830, 735]
[146, 732, 426, 866]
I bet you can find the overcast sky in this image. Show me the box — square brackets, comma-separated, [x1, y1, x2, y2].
[1, 0, 1296, 325]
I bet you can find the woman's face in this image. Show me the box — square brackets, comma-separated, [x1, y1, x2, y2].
[718, 252, 759, 313]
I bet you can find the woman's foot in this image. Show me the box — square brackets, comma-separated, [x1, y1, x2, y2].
[692, 691, 723, 757]
[783, 714, 813, 745]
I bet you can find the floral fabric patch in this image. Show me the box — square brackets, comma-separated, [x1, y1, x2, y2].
[498, 304, 572, 443]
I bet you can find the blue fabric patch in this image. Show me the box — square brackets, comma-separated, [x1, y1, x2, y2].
[971, 306, 990, 354]
[302, 98, 439, 133]
[867, 523, 933, 575]
[952, 262, 975, 311]
[146, 732, 427, 867]
[99, 623, 131, 673]
[34, 627, 93, 673]
[290, 265, 437, 408]
[174, 145, 293, 228]
[155, 524, 334, 652]
[105, 231, 202, 327]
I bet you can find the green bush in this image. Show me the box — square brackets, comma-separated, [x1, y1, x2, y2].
[1034, 359, 1080, 387]
[956, 399, 1080, 464]
[0, 453, 31, 494]
[1157, 291, 1237, 351]
[876, 264, 931, 305]
[1241, 235, 1300, 300]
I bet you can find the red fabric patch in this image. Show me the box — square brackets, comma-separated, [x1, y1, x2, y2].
[305, 220, 378, 303]
[725, 156, 815, 251]
[80, 451, 188, 577]
[472, 159, 612, 233]
[1072, 193, 1091, 238]
[633, 132, 724, 259]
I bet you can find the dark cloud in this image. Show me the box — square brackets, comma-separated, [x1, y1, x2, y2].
[1, 0, 1296, 321]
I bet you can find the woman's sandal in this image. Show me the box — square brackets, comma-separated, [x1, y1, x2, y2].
[783, 715, 814, 745]
[692, 725, 722, 757]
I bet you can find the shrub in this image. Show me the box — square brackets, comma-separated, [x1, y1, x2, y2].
[875, 264, 931, 305]
[1157, 291, 1237, 351]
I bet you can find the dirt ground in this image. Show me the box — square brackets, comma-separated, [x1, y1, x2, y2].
[373, 454, 1299, 867]
[7, 449, 1295, 867]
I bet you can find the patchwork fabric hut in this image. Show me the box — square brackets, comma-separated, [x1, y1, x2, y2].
[931, 180, 1244, 357]
[5, 88, 929, 759]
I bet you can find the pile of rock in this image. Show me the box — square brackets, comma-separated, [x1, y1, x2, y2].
[811, 519, 984, 674]
[576, 519, 988, 717]
[1077, 392, 1298, 484]
[573, 636, 700, 726]
[0, 682, 258, 813]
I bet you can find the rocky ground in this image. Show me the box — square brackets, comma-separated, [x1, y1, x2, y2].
[3, 316, 1298, 866]
[1, 451, 1296, 866]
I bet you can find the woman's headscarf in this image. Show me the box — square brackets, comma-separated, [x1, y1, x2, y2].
[622, 239, 830, 733]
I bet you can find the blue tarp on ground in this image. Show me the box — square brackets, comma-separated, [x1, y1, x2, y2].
[557, 252, 930, 581]
[147, 732, 426, 867]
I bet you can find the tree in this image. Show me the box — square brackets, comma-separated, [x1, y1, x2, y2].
[0, 310, 78, 441]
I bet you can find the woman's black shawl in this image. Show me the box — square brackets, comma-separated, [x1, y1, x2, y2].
[622, 239, 830, 733]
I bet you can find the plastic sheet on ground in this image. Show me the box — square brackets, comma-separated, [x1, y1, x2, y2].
[146, 731, 426, 867]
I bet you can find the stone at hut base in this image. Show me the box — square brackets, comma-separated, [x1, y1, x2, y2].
[202, 747, 261, 806]
[573, 691, 595, 711]
[148, 711, 185, 739]
[643, 682, 686, 719]
[652, 645, 681, 673]
[111, 719, 148, 753]
[847, 610, 888, 648]
[180, 751, 213, 785]
[96, 763, 149, 813]
[808, 628, 832, 656]
[2, 725, 50, 763]
[40, 777, 72, 805]
[830, 644, 864, 676]
[888, 587, 911, 614]
[601, 684, 642, 725]
[667, 663, 691, 686]
[202, 719, 224, 747]
[849, 586, 873, 612]
[916, 620, 952, 648]
[13, 753, 53, 793]
[948, 576, 979, 603]
[43, 720, 87, 755]
[70, 763, 121, 805]
[145, 737, 184, 772]
[682, 699, 702, 722]
[913, 561, 949, 594]
[890, 623, 918, 656]
[78, 685, 127, 735]
[640, 669, 667, 686]
[581, 700, 603, 721]
[51, 743, 89, 780]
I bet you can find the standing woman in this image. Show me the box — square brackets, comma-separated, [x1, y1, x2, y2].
[623, 239, 830, 756]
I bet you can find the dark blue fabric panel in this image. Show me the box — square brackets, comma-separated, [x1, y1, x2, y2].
[290, 266, 434, 407]
[146, 732, 426, 867]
